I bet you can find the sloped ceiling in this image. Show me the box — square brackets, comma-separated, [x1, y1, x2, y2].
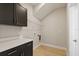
[21, 3, 66, 21]
[28, 3, 41, 7]
[33, 3, 66, 20]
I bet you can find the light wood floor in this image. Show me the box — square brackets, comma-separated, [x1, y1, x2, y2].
[33, 45, 66, 56]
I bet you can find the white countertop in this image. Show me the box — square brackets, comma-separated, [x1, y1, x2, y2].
[0, 37, 33, 52]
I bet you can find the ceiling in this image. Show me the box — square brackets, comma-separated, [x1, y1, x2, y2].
[21, 3, 66, 21]
[31, 3, 66, 21]
[28, 3, 40, 7]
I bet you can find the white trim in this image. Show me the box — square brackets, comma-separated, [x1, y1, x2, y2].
[41, 43, 67, 50]
[33, 42, 67, 50]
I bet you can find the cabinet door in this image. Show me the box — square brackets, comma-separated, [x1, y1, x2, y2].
[7, 46, 22, 56]
[14, 4, 27, 26]
[0, 3, 14, 25]
[23, 41, 33, 56]
[0, 46, 22, 56]
[7, 50, 18, 56]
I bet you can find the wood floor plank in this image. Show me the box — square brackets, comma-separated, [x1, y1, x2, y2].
[33, 45, 66, 56]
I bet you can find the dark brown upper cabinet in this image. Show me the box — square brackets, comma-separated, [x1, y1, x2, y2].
[0, 4, 14, 25]
[0, 3, 27, 26]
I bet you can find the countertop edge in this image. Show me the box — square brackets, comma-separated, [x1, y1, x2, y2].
[0, 38, 33, 53]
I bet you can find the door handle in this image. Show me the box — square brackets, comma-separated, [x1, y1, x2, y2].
[8, 50, 16, 55]
[73, 40, 77, 42]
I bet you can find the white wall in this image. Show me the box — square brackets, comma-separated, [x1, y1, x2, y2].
[0, 4, 41, 49]
[20, 4, 41, 48]
[41, 7, 67, 49]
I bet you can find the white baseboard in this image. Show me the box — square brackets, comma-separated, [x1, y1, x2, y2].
[33, 42, 67, 51]
[41, 43, 67, 50]
[33, 44, 41, 50]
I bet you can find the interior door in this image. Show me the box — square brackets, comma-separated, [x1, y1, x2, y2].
[68, 3, 79, 56]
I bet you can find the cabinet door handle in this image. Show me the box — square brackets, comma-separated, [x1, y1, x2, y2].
[8, 50, 16, 55]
